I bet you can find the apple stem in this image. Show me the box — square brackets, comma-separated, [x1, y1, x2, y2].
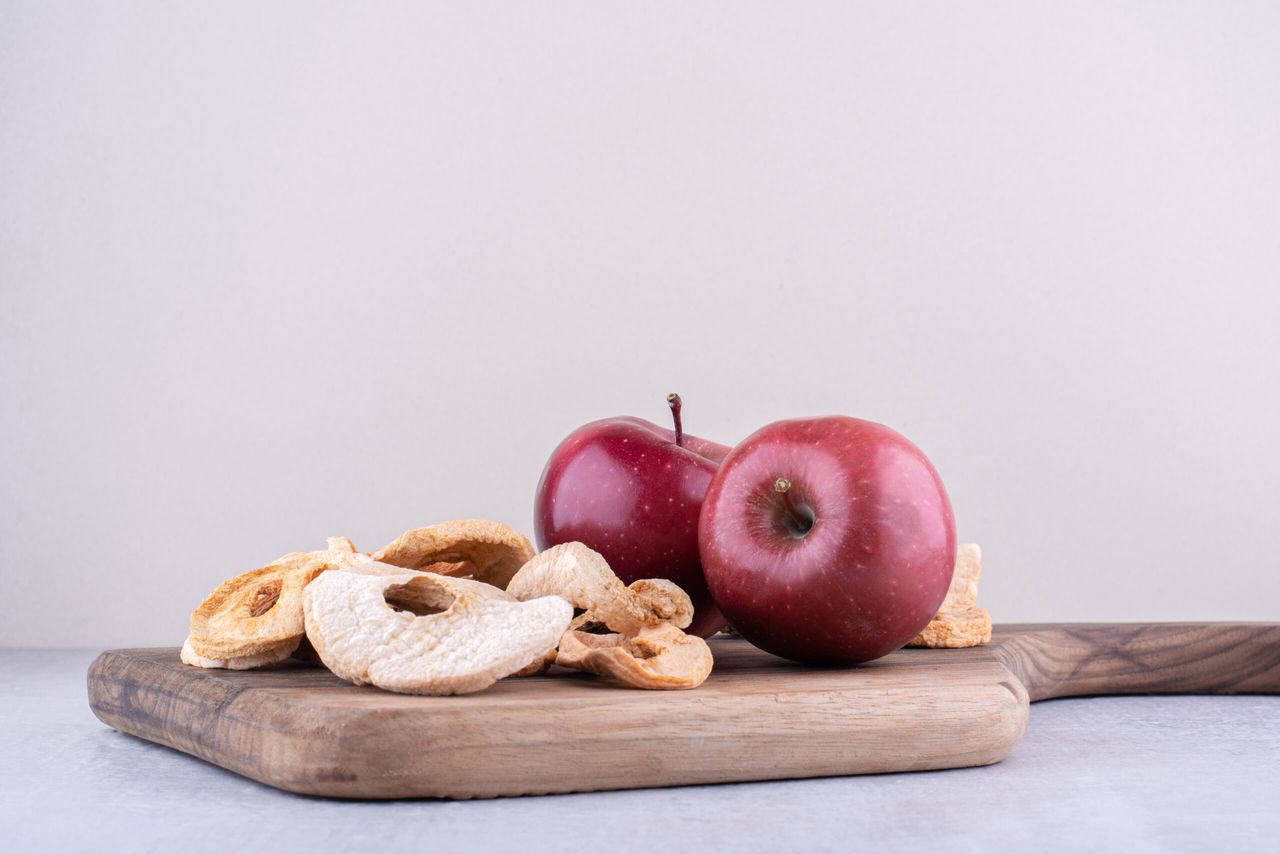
[774, 478, 808, 532]
[666, 393, 684, 447]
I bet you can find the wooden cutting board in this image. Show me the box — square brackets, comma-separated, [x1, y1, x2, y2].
[87, 623, 1280, 799]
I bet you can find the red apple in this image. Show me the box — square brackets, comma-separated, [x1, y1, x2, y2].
[534, 395, 730, 637]
[699, 416, 955, 663]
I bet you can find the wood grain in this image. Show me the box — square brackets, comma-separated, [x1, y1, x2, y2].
[86, 623, 1279, 799]
[992, 623, 1280, 701]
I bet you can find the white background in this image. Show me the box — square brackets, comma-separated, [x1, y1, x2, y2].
[2, 2, 1277, 648]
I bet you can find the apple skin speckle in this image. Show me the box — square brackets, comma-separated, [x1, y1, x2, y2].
[699, 415, 956, 665]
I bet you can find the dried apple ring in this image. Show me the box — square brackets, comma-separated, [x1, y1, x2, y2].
[184, 548, 372, 666]
[371, 520, 535, 589]
[556, 623, 713, 690]
[303, 569, 572, 695]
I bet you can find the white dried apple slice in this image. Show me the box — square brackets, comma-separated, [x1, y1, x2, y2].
[303, 569, 571, 695]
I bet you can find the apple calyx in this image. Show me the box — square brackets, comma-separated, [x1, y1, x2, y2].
[773, 477, 815, 539]
[666, 393, 684, 448]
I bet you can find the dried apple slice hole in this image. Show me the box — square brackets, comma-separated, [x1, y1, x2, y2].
[628, 639, 661, 660]
[248, 580, 283, 617]
[384, 580, 454, 616]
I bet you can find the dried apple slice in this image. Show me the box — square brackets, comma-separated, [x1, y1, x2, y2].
[183, 548, 378, 667]
[556, 623, 713, 689]
[507, 542, 693, 635]
[180, 637, 296, 670]
[371, 520, 534, 589]
[302, 569, 572, 695]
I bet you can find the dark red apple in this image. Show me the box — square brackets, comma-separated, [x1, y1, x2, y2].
[699, 416, 955, 663]
[534, 395, 730, 637]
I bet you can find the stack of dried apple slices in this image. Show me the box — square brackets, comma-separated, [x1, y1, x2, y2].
[180, 520, 713, 696]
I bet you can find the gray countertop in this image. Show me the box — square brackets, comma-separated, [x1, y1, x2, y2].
[3, 649, 1276, 853]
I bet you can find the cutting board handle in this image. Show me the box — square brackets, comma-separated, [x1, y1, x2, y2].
[993, 623, 1280, 702]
